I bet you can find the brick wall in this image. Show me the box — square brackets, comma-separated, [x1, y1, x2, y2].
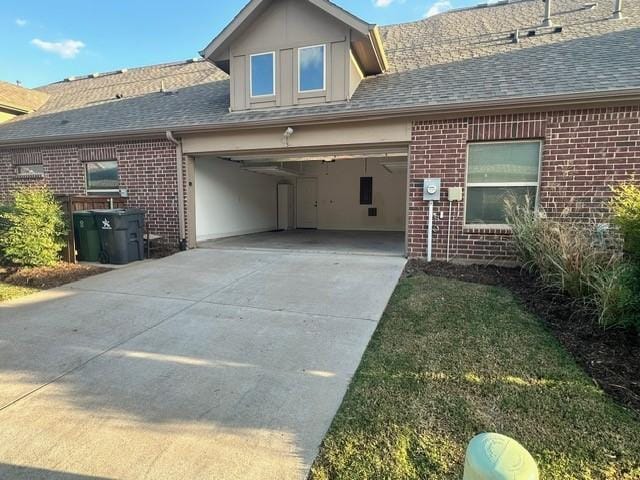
[0, 139, 181, 247]
[409, 106, 640, 263]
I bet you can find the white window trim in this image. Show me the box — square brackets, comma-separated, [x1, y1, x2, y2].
[464, 139, 543, 227]
[250, 51, 276, 98]
[298, 44, 326, 94]
[87, 189, 121, 194]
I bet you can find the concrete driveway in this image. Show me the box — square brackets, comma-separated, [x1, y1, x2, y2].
[0, 248, 405, 480]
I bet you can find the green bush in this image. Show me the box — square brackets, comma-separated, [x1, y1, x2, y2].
[505, 194, 640, 329]
[0, 186, 67, 267]
[588, 263, 640, 329]
[611, 184, 640, 263]
[504, 195, 618, 299]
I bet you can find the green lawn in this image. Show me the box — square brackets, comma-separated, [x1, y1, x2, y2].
[311, 274, 640, 480]
[0, 282, 39, 302]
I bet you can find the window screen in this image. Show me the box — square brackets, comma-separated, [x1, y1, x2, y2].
[251, 52, 275, 97]
[360, 177, 373, 205]
[86, 161, 119, 192]
[299, 45, 325, 92]
[466, 142, 541, 225]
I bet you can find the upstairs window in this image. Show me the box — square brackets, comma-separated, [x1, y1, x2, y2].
[299, 45, 326, 93]
[465, 141, 541, 226]
[86, 161, 120, 194]
[250, 52, 275, 97]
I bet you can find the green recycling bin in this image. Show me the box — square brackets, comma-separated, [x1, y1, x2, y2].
[91, 208, 145, 265]
[73, 211, 101, 262]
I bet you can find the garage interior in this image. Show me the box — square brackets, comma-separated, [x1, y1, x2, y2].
[192, 149, 408, 256]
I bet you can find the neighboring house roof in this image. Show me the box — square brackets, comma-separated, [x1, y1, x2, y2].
[0, 81, 49, 114]
[1, 0, 639, 144]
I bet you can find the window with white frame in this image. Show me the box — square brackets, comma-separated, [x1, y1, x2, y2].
[298, 45, 326, 93]
[465, 141, 541, 225]
[86, 161, 120, 194]
[250, 52, 276, 97]
[16, 164, 44, 177]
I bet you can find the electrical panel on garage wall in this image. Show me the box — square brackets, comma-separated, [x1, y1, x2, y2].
[360, 177, 373, 205]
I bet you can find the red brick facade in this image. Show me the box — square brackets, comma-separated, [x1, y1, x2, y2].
[0, 139, 181, 246]
[408, 106, 640, 263]
[1, 106, 638, 263]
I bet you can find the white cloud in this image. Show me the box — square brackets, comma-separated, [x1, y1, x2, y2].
[374, 0, 394, 6]
[15, 18, 27, 27]
[425, 0, 452, 17]
[31, 38, 85, 59]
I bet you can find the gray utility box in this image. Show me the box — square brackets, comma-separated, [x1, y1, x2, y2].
[91, 208, 145, 265]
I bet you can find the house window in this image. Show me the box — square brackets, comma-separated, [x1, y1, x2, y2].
[360, 177, 373, 205]
[250, 52, 275, 97]
[465, 141, 541, 225]
[299, 45, 326, 93]
[16, 164, 44, 177]
[86, 161, 120, 194]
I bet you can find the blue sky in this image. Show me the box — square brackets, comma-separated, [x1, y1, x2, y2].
[1, 0, 479, 88]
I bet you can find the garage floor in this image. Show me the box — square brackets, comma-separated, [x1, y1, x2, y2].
[0, 248, 406, 480]
[199, 229, 406, 256]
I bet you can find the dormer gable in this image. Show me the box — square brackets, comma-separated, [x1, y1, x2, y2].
[201, 0, 387, 112]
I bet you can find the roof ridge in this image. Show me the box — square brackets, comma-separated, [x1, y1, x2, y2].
[40, 58, 207, 89]
[380, 0, 534, 29]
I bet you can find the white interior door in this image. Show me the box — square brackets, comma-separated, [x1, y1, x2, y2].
[297, 178, 318, 229]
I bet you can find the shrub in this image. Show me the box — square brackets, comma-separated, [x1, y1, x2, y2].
[504, 195, 619, 299]
[611, 184, 640, 262]
[588, 263, 640, 329]
[504, 194, 640, 329]
[0, 186, 67, 267]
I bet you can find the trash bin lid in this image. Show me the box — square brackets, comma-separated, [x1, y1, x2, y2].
[91, 208, 144, 215]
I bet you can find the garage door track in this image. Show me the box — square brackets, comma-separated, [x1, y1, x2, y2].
[0, 248, 405, 479]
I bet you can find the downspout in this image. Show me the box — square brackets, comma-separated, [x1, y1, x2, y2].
[166, 130, 187, 251]
[542, 0, 553, 27]
[613, 0, 623, 19]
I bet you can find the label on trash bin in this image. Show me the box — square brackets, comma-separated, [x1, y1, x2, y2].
[101, 218, 112, 230]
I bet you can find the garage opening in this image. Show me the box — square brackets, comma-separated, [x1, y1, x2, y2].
[193, 149, 408, 256]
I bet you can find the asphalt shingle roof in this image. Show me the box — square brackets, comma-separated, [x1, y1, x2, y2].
[1, 0, 639, 143]
[0, 81, 49, 113]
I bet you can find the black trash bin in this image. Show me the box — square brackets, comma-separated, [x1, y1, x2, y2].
[91, 209, 145, 265]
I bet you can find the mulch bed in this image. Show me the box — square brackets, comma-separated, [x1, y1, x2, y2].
[0, 263, 110, 289]
[405, 260, 640, 416]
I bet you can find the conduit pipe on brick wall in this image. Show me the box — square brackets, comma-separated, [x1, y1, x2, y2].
[166, 130, 187, 250]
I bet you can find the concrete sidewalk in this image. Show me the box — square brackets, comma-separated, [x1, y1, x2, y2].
[0, 248, 405, 479]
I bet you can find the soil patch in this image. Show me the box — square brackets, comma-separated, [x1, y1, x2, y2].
[0, 263, 110, 290]
[405, 260, 640, 416]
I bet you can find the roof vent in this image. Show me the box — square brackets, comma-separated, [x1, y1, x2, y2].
[118, 69, 128, 74]
[553, 26, 563, 33]
[527, 30, 537, 37]
[64, 76, 76, 82]
[510, 29, 520, 43]
[542, 0, 553, 27]
[89, 73, 101, 79]
[613, 0, 623, 19]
